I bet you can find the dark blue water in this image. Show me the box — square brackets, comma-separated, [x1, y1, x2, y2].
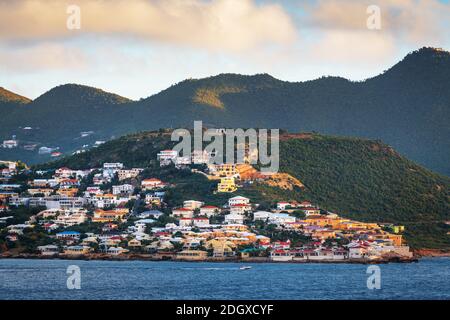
[0, 258, 449, 300]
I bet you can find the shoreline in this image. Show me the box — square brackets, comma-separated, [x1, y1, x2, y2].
[0, 253, 421, 264]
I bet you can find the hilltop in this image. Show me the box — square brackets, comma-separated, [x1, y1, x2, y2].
[0, 87, 31, 104]
[1, 47, 449, 176]
[35, 130, 450, 249]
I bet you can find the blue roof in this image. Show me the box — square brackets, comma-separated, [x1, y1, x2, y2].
[57, 231, 80, 235]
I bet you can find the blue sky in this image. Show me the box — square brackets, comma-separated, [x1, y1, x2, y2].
[0, 0, 449, 100]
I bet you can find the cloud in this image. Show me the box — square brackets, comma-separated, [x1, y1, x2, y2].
[0, 0, 297, 52]
[304, 0, 450, 44]
[0, 43, 88, 72]
[295, 0, 449, 63]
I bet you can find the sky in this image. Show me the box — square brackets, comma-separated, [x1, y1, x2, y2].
[0, 0, 449, 100]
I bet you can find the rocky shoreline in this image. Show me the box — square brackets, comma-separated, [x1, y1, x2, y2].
[0, 252, 420, 264]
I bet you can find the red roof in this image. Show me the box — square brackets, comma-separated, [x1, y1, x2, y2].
[231, 204, 250, 207]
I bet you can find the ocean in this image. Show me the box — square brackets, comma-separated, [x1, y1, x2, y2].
[0, 258, 449, 300]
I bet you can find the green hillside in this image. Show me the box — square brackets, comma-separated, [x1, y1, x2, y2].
[35, 130, 450, 249]
[1, 47, 449, 176]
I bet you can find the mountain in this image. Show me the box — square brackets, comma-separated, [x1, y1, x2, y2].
[35, 130, 450, 249]
[0, 87, 31, 104]
[0, 47, 449, 176]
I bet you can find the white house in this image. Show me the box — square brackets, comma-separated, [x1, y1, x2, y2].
[103, 163, 124, 170]
[183, 200, 204, 210]
[112, 184, 134, 195]
[192, 217, 210, 227]
[276, 202, 292, 211]
[230, 204, 252, 215]
[224, 213, 245, 224]
[157, 150, 178, 166]
[141, 178, 165, 190]
[253, 211, 272, 221]
[228, 196, 250, 207]
[268, 213, 296, 225]
[172, 208, 194, 218]
[199, 206, 219, 217]
[2, 140, 18, 149]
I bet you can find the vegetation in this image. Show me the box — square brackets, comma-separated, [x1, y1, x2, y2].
[31, 129, 450, 248]
[1, 47, 449, 176]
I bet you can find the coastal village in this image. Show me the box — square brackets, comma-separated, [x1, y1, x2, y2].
[0, 150, 414, 263]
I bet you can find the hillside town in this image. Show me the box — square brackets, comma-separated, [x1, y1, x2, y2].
[0, 153, 414, 263]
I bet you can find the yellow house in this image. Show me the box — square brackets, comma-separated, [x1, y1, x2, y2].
[217, 177, 237, 193]
[128, 239, 142, 247]
[63, 246, 91, 255]
[221, 224, 249, 232]
[176, 250, 208, 261]
[205, 239, 236, 257]
[216, 164, 238, 177]
[304, 215, 334, 227]
[387, 234, 403, 246]
[57, 188, 79, 197]
[92, 208, 128, 223]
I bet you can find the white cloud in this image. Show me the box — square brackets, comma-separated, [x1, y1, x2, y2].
[0, 0, 297, 52]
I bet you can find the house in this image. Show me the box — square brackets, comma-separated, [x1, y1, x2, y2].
[141, 178, 165, 190]
[117, 168, 143, 181]
[217, 177, 237, 193]
[56, 231, 81, 241]
[348, 246, 369, 259]
[176, 250, 208, 261]
[55, 167, 76, 178]
[230, 203, 252, 215]
[192, 217, 209, 227]
[112, 184, 134, 195]
[64, 246, 91, 255]
[145, 194, 162, 206]
[272, 240, 291, 250]
[128, 239, 142, 247]
[172, 208, 194, 218]
[27, 188, 53, 197]
[253, 211, 272, 221]
[214, 164, 238, 177]
[191, 150, 210, 164]
[157, 150, 178, 166]
[105, 247, 129, 255]
[2, 140, 18, 149]
[270, 250, 293, 262]
[38, 147, 53, 154]
[85, 186, 102, 195]
[268, 213, 296, 225]
[224, 213, 245, 225]
[228, 196, 250, 207]
[54, 210, 88, 227]
[37, 245, 60, 256]
[276, 202, 292, 211]
[179, 218, 193, 227]
[205, 239, 236, 258]
[301, 207, 321, 216]
[92, 208, 128, 223]
[183, 200, 204, 210]
[139, 210, 164, 219]
[199, 206, 219, 217]
[103, 163, 124, 170]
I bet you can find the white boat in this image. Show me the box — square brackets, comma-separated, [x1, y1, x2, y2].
[239, 266, 252, 270]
